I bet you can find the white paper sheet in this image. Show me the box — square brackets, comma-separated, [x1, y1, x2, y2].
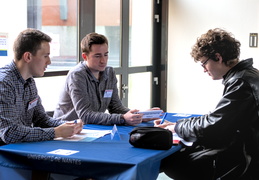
[54, 129, 111, 142]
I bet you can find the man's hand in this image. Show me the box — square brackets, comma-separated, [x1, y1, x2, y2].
[142, 107, 163, 122]
[73, 119, 83, 134]
[123, 109, 143, 126]
[54, 119, 83, 138]
[154, 119, 176, 133]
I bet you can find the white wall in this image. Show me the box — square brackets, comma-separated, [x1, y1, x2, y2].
[167, 0, 259, 114]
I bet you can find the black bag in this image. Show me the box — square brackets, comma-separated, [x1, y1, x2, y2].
[129, 127, 173, 150]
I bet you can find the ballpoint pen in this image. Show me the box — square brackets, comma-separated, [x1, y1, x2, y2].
[160, 112, 167, 124]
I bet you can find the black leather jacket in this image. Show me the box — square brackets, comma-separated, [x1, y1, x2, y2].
[175, 58, 259, 159]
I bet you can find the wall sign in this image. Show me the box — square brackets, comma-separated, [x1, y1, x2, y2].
[0, 33, 8, 56]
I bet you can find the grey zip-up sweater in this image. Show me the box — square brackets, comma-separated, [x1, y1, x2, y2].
[54, 61, 129, 125]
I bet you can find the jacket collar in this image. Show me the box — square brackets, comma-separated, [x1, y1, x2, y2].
[222, 58, 253, 84]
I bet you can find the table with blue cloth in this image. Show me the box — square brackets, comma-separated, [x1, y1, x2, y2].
[0, 113, 200, 180]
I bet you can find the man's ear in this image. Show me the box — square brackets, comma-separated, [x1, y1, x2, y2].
[23, 52, 32, 63]
[215, 53, 222, 62]
[82, 53, 88, 61]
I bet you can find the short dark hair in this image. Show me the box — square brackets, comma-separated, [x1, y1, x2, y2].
[13, 28, 52, 60]
[191, 28, 241, 66]
[81, 32, 108, 55]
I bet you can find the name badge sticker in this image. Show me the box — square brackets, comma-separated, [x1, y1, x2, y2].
[104, 89, 113, 98]
[28, 97, 38, 110]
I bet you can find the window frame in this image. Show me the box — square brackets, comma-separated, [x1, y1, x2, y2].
[35, 0, 168, 111]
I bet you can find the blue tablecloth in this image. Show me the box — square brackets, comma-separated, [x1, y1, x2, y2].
[0, 113, 201, 180]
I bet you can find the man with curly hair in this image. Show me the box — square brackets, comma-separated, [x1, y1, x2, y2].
[155, 28, 259, 179]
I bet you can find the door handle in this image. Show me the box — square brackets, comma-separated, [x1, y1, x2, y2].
[121, 84, 128, 98]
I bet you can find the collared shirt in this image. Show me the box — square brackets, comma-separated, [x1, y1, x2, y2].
[54, 61, 129, 125]
[0, 61, 64, 144]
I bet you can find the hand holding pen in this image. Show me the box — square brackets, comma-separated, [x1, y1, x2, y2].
[153, 112, 168, 127]
[160, 112, 167, 124]
[73, 119, 83, 134]
[66, 119, 83, 134]
[55, 119, 83, 138]
[153, 113, 176, 132]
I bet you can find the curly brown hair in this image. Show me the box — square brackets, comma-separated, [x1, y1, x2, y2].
[190, 28, 241, 66]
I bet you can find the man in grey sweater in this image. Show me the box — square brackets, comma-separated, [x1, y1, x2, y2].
[54, 33, 159, 126]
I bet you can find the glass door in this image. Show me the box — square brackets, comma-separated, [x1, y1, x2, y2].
[127, 0, 153, 109]
[95, 0, 121, 68]
[95, 0, 154, 110]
